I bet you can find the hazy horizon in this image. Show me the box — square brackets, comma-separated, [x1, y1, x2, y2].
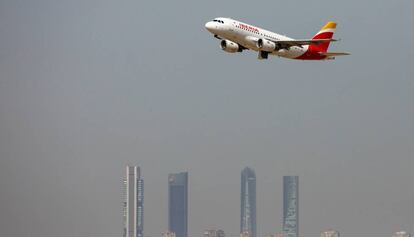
[1, 0, 413, 237]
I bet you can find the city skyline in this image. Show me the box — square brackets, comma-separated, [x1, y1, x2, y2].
[121, 168, 412, 237]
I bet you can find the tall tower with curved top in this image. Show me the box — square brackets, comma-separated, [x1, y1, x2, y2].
[240, 167, 256, 237]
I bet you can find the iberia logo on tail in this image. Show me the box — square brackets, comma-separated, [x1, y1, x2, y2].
[311, 22, 337, 52]
[297, 21, 349, 60]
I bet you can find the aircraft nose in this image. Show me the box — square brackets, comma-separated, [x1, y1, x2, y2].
[205, 22, 214, 32]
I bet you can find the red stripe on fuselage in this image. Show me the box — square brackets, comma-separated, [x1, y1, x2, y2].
[295, 51, 327, 60]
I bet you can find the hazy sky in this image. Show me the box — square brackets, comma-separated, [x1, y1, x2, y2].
[1, 0, 413, 237]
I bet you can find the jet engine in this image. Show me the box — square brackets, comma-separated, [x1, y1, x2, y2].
[220, 40, 241, 53]
[256, 38, 276, 52]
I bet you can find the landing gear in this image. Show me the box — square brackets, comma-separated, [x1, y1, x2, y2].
[258, 51, 268, 60]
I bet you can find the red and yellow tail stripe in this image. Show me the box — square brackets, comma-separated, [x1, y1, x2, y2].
[317, 22, 337, 34]
[295, 21, 337, 60]
[310, 21, 336, 52]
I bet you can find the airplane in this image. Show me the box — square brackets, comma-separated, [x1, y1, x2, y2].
[205, 17, 349, 60]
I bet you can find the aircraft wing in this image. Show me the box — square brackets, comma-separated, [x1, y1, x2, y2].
[319, 52, 350, 56]
[272, 39, 337, 48]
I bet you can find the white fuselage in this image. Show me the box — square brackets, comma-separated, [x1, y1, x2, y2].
[205, 17, 308, 59]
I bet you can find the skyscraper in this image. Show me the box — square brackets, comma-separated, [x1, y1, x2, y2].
[168, 172, 188, 237]
[123, 166, 144, 237]
[240, 167, 256, 237]
[283, 176, 298, 237]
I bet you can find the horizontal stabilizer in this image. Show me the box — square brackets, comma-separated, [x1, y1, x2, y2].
[319, 52, 350, 56]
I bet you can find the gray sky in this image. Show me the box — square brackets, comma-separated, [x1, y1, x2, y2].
[1, 0, 413, 237]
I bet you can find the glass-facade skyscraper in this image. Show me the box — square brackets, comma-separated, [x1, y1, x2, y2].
[283, 176, 298, 237]
[240, 167, 256, 237]
[168, 172, 188, 237]
[123, 166, 144, 237]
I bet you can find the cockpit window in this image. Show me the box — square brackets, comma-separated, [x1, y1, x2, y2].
[213, 19, 224, 23]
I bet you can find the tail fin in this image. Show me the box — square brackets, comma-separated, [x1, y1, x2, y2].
[310, 21, 336, 52]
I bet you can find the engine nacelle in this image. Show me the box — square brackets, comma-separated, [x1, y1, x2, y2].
[256, 38, 276, 52]
[220, 40, 241, 53]
[245, 36, 260, 49]
[277, 48, 288, 56]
